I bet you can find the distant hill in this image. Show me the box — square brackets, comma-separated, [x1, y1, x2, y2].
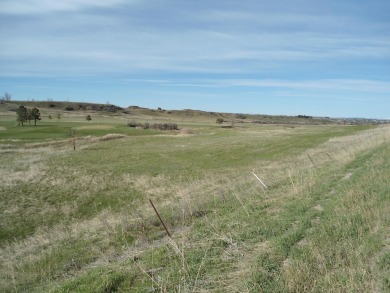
[1, 100, 388, 125]
[2, 100, 123, 112]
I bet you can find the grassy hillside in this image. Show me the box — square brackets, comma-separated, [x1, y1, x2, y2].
[3, 100, 388, 125]
[0, 107, 389, 292]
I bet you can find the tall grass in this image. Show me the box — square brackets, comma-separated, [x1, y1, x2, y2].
[0, 124, 389, 292]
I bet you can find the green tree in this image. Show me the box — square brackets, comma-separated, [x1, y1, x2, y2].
[16, 105, 28, 126]
[31, 107, 41, 126]
[216, 117, 224, 124]
[86, 114, 92, 121]
[26, 108, 33, 125]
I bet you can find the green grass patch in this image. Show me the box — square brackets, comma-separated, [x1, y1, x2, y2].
[0, 117, 388, 292]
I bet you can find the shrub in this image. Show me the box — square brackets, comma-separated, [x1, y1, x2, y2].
[127, 121, 139, 128]
[216, 118, 224, 124]
[151, 123, 178, 130]
[127, 121, 178, 130]
[236, 114, 246, 119]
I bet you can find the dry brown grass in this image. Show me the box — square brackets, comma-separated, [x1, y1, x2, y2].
[1, 125, 389, 292]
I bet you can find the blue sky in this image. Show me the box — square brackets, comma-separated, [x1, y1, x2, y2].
[1, 0, 389, 118]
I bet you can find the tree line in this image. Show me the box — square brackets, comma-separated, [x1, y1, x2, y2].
[16, 106, 93, 126]
[16, 105, 41, 126]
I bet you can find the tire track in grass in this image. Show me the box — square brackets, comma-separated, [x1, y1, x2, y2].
[246, 149, 374, 292]
[280, 144, 390, 292]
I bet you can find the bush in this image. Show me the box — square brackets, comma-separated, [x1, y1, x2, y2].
[216, 118, 224, 124]
[127, 121, 140, 128]
[236, 114, 246, 119]
[150, 123, 178, 130]
[126, 121, 178, 130]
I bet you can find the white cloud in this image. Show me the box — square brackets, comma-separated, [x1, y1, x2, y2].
[0, 0, 389, 78]
[214, 79, 390, 96]
[2, 24, 388, 77]
[134, 78, 390, 97]
[0, 0, 132, 14]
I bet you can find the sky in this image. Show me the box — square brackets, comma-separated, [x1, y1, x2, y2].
[0, 0, 389, 118]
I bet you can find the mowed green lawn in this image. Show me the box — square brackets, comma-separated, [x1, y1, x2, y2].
[1, 113, 389, 292]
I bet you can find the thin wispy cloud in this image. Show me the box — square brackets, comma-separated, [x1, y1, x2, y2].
[0, 0, 132, 14]
[0, 0, 389, 118]
[125, 77, 390, 90]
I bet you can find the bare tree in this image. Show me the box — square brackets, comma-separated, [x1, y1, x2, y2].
[2, 92, 12, 101]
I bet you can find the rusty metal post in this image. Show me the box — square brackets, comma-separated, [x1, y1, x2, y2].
[149, 199, 171, 237]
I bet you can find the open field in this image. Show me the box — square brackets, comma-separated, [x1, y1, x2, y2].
[1, 106, 390, 292]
